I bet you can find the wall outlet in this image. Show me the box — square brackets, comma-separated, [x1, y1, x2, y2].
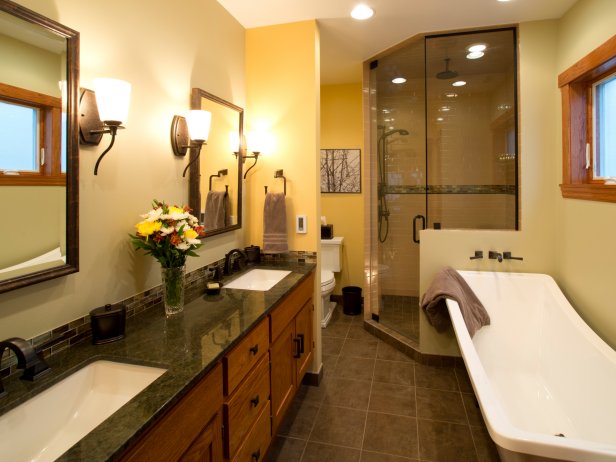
[296, 215, 307, 233]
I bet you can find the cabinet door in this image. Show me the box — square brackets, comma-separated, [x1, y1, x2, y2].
[294, 299, 313, 383]
[269, 320, 296, 434]
[178, 412, 223, 462]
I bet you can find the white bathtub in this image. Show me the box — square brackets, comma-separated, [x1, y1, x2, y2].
[445, 271, 616, 462]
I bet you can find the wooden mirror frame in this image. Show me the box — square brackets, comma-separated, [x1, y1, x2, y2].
[0, 0, 79, 294]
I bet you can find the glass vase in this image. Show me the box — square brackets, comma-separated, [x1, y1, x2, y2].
[161, 265, 186, 316]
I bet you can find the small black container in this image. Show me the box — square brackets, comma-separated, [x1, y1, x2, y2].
[342, 286, 362, 316]
[321, 225, 334, 239]
[90, 303, 126, 344]
[245, 245, 261, 264]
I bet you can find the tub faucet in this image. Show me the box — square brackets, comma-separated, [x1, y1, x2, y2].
[0, 337, 50, 397]
[503, 252, 523, 261]
[488, 251, 503, 263]
[224, 249, 247, 275]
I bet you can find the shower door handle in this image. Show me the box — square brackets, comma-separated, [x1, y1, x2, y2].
[412, 215, 426, 244]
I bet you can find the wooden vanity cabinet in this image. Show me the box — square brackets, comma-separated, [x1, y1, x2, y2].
[269, 273, 315, 434]
[118, 363, 223, 462]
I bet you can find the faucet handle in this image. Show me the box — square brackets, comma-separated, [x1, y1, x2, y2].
[503, 251, 523, 261]
[469, 250, 483, 260]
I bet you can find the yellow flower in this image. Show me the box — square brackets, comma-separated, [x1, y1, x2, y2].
[183, 228, 198, 240]
[136, 220, 162, 237]
[169, 206, 184, 215]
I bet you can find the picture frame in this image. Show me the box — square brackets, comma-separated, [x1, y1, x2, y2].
[320, 148, 361, 193]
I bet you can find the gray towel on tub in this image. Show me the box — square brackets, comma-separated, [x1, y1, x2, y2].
[204, 190, 228, 231]
[421, 267, 490, 337]
[263, 192, 288, 253]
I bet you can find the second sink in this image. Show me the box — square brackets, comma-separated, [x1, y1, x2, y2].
[224, 269, 291, 291]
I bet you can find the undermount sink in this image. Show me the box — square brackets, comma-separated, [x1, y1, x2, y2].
[224, 269, 291, 291]
[0, 360, 166, 462]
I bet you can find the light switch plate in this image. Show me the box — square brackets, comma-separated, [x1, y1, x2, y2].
[296, 215, 307, 233]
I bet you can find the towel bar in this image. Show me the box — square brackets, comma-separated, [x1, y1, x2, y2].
[265, 169, 287, 195]
[209, 169, 228, 191]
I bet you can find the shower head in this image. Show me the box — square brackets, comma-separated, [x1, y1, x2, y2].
[436, 58, 458, 80]
[382, 128, 409, 138]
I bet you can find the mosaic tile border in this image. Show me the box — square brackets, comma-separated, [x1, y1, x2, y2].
[385, 184, 516, 195]
[0, 250, 317, 379]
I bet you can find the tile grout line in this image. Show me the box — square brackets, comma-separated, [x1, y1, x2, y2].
[413, 360, 422, 462]
[359, 332, 376, 460]
[456, 369, 482, 462]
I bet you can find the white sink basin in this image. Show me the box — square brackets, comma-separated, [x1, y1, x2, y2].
[0, 360, 166, 462]
[224, 269, 291, 291]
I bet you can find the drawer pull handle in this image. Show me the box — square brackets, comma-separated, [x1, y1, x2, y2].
[252, 448, 261, 461]
[249, 344, 259, 355]
[250, 395, 260, 407]
[293, 338, 301, 358]
[297, 333, 305, 354]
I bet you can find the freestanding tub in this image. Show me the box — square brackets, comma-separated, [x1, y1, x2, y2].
[445, 271, 616, 462]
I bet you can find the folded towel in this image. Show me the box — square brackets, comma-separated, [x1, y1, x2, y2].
[421, 267, 490, 337]
[263, 192, 288, 253]
[204, 190, 229, 231]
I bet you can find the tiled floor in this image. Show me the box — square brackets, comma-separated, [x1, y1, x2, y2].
[379, 295, 420, 342]
[265, 305, 501, 462]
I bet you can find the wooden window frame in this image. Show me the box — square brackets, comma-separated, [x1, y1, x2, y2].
[559, 34, 616, 202]
[0, 82, 65, 186]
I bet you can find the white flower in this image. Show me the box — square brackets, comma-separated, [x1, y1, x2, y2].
[141, 207, 163, 222]
[175, 242, 190, 250]
[159, 226, 175, 235]
[174, 220, 188, 232]
[185, 238, 200, 245]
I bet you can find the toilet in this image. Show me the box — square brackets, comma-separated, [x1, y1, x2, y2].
[320, 237, 344, 328]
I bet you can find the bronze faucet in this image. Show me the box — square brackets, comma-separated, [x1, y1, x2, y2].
[0, 337, 50, 397]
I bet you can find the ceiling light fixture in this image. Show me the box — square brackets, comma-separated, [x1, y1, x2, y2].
[467, 51, 484, 60]
[351, 4, 374, 20]
[468, 44, 487, 53]
[452, 80, 467, 87]
[444, 92, 458, 98]
[392, 77, 407, 84]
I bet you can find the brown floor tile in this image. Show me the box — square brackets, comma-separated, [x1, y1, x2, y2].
[347, 325, 378, 341]
[264, 436, 306, 462]
[360, 451, 419, 462]
[302, 442, 361, 462]
[322, 354, 339, 377]
[341, 338, 378, 358]
[334, 356, 375, 381]
[323, 377, 371, 410]
[418, 419, 478, 462]
[376, 341, 414, 362]
[416, 388, 467, 424]
[329, 307, 354, 325]
[322, 336, 345, 355]
[295, 381, 328, 405]
[373, 359, 414, 386]
[363, 411, 419, 458]
[369, 382, 416, 417]
[470, 425, 501, 462]
[323, 322, 351, 338]
[277, 399, 320, 439]
[309, 405, 367, 448]
[462, 392, 484, 427]
[414, 363, 459, 391]
[455, 366, 474, 393]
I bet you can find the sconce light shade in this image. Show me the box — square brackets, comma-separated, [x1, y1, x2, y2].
[93, 78, 132, 123]
[185, 110, 211, 142]
[229, 132, 241, 154]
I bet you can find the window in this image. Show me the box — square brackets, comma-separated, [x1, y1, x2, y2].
[559, 34, 616, 202]
[0, 82, 65, 186]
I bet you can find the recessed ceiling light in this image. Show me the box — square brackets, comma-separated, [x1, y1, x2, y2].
[439, 106, 451, 112]
[392, 77, 407, 84]
[444, 92, 458, 98]
[351, 4, 374, 20]
[436, 117, 444, 122]
[466, 51, 484, 60]
[468, 44, 487, 53]
[452, 80, 467, 87]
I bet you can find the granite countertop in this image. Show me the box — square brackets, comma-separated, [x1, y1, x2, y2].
[0, 261, 315, 462]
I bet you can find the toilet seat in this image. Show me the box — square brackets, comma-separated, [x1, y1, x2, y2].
[321, 270, 335, 291]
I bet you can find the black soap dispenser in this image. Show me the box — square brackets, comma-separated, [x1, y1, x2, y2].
[90, 303, 126, 344]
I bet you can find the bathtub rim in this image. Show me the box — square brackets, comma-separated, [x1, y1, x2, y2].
[446, 270, 616, 462]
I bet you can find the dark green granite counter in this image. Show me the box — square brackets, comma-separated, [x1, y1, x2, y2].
[0, 261, 315, 461]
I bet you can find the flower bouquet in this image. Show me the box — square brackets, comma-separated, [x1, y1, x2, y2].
[130, 200, 204, 315]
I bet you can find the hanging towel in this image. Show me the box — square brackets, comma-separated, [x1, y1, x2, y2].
[204, 190, 229, 231]
[263, 192, 288, 253]
[421, 266, 490, 337]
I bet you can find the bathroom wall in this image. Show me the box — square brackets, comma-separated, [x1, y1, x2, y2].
[244, 20, 321, 370]
[419, 20, 561, 355]
[320, 83, 364, 293]
[0, 0, 246, 341]
[553, 0, 616, 348]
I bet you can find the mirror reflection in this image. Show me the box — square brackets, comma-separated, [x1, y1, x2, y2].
[189, 88, 242, 237]
[0, 1, 78, 292]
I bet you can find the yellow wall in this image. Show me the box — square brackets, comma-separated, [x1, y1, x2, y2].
[0, 0, 246, 341]
[553, 0, 616, 347]
[320, 83, 364, 293]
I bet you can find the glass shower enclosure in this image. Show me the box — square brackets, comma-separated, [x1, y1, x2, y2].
[367, 28, 518, 344]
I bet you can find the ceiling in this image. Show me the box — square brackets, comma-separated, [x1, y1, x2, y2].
[216, 0, 576, 84]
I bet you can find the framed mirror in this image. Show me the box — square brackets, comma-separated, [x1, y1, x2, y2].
[188, 88, 243, 238]
[0, 0, 79, 293]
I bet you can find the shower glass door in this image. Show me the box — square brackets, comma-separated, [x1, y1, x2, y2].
[369, 28, 517, 344]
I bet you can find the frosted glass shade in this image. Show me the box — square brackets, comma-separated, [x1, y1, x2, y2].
[229, 131, 240, 152]
[93, 78, 131, 123]
[186, 110, 211, 142]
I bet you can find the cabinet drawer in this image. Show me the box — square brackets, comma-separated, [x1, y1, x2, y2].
[270, 273, 314, 342]
[231, 401, 271, 462]
[224, 354, 270, 458]
[224, 317, 269, 395]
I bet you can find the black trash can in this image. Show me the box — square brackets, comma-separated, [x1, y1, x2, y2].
[342, 286, 362, 316]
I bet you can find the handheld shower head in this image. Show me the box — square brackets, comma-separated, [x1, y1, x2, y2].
[382, 128, 409, 138]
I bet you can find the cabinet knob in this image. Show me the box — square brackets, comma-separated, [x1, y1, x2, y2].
[251, 448, 261, 461]
[249, 344, 259, 355]
[250, 395, 260, 407]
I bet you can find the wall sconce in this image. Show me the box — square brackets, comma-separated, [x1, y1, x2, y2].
[79, 78, 132, 175]
[171, 110, 212, 178]
[234, 131, 265, 179]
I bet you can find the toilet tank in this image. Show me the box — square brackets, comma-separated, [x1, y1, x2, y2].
[320, 237, 344, 272]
